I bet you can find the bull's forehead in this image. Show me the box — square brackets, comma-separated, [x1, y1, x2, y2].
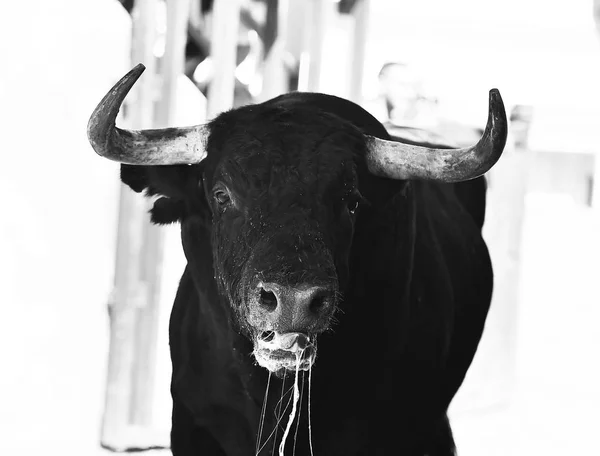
[209, 107, 364, 204]
[223, 139, 354, 198]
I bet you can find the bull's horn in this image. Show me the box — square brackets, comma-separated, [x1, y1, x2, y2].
[87, 64, 209, 165]
[364, 89, 508, 183]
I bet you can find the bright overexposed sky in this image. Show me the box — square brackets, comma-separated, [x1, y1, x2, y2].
[363, 0, 600, 153]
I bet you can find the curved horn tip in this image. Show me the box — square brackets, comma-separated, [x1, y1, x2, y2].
[87, 63, 147, 139]
[128, 63, 146, 79]
[488, 88, 504, 107]
[487, 88, 508, 133]
[115, 63, 147, 93]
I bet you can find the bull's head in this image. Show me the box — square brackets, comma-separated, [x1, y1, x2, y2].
[88, 64, 507, 375]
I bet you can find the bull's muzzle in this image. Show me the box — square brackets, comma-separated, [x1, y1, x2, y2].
[247, 282, 336, 374]
[251, 282, 335, 333]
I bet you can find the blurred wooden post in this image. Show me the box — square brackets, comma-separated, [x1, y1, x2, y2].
[101, 0, 158, 450]
[348, 0, 370, 105]
[592, 1, 600, 208]
[207, 0, 241, 118]
[101, 0, 190, 450]
[593, 146, 600, 208]
[258, 0, 289, 102]
[284, 0, 307, 89]
[300, 0, 330, 92]
[156, 0, 192, 127]
[130, 0, 192, 431]
[451, 107, 534, 415]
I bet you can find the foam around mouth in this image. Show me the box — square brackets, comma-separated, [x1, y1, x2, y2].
[253, 332, 316, 373]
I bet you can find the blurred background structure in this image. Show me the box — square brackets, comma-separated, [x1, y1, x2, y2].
[1, 0, 599, 455]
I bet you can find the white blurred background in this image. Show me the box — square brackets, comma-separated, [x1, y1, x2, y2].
[0, 0, 599, 455]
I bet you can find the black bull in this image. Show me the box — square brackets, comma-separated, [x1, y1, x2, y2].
[88, 66, 507, 455]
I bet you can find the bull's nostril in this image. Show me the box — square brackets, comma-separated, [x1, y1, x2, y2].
[259, 288, 278, 310]
[309, 294, 329, 314]
[260, 330, 275, 342]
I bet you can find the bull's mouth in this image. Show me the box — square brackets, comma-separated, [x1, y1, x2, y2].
[253, 332, 316, 375]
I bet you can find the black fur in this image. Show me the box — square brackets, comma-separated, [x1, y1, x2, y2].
[119, 91, 492, 455]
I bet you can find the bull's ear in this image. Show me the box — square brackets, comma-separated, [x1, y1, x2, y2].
[120, 164, 148, 193]
[120, 164, 200, 224]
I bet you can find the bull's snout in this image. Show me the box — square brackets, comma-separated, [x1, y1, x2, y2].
[252, 282, 335, 333]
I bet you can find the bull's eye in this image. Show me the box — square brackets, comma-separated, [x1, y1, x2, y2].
[214, 189, 231, 207]
[343, 190, 363, 216]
